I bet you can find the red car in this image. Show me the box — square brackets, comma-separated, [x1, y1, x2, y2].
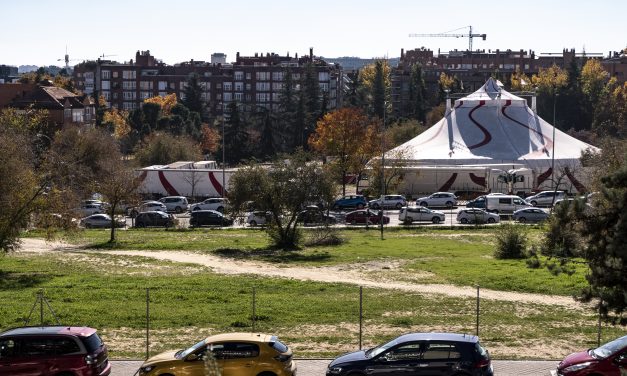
[552, 335, 627, 376]
[0, 326, 111, 376]
[345, 209, 390, 225]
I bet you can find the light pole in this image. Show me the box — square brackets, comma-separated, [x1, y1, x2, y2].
[380, 100, 387, 240]
[551, 92, 558, 191]
[219, 102, 226, 198]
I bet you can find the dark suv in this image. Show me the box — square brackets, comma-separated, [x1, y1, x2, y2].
[134, 211, 175, 228]
[327, 332, 493, 376]
[0, 326, 111, 376]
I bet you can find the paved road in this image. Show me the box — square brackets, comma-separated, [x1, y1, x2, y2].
[111, 359, 558, 376]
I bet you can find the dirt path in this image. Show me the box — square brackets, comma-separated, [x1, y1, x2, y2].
[18, 238, 581, 308]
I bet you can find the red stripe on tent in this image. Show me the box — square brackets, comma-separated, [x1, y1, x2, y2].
[467, 101, 492, 149]
[438, 173, 458, 191]
[208, 172, 227, 196]
[137, 171, 147, 184]
[565, 167, 586, 192]
[469, 173, 486, 188]
[158, 171, 179, 196]
[455, 101, 463, 108]
[501, 103, 552, 154]
[536, 168, 552, 188]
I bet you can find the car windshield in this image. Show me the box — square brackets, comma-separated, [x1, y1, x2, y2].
[366, 338, 399, 358]
[80, 333, 103, 353]
[591, 336, 627, 358]
[177, 339, 206, 359]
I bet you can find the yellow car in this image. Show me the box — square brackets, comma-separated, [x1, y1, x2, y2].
[139, 332, 297, 376]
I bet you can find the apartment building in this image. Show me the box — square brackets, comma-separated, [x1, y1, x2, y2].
[391, 47, 602, 118]
[73, 49, 343, 116]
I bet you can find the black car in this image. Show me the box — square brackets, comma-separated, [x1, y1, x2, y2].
[297, 206, 337, 225]
[327, 332, 493, 376]
[134, 211, 174, 228]
[189, 210, 234, 227]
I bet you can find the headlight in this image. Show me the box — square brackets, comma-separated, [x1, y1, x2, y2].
[328, 366, 343, 374]
[140, 365, 155, 373]
[563, 362, 592, 373]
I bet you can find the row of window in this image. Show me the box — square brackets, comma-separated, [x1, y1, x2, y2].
[97, 70, 331, 81]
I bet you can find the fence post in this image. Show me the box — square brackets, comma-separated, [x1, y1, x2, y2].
[252, 286, 256, 332]
[597, 300, 602, 347]
[476, 285, 480, 337]
[39, 289, 44, 326]
[359, 286, 363, 350]
[146, 288, 150, 360]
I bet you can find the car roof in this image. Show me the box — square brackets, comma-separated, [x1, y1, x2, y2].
[193, 210, 222, 214]
[1, 326, 97, 337]
[204, 332, 273, 344]
[395, 332, 478, 343]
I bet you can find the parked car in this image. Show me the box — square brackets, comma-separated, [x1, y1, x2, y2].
[0, 325, 111, 376]
[77, 203, 104, 217]
[80, 214, 126, 229]
[138, 332, 296, 376]
[190, 197, 228, 213]
[246, 211, 273, 226]
[129, 201, 168, 217]
[457, 208, 500, 224]
[466, 196, 486, 209]
[158, 196, 189, 213]
[551, 334, 627, 376]
[332, 195, 367, 210]
[416, 192, 457, 208]
[526, 190, 566, 207]
[368, 194, 407, 210]
[512, 207, 550, 223]
[297, 206, 337, 225]
[326, 332, 493, 376]
[134, 211, 175, 228]
[345, 209, 390, 225]
[189, 210, 234, 227]
[399, 206, 445, 224]
[484, 194, 531, 214]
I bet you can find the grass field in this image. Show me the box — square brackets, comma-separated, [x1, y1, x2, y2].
[3, 227, 623, 359]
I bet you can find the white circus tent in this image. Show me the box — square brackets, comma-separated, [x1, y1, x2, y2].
[383, 78, 598, 194]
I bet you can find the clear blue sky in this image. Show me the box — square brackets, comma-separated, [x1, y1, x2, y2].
[2, 0, 625, 67]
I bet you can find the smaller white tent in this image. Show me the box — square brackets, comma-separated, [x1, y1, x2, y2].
[384, 78, 599, 193]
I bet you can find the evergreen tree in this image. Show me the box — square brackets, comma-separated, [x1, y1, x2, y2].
[373, 61, 386, 119]
[408, 64, 428, 122]
[258, 108, 275, 160]
[560, 59, 586, 130]
[182, 72, 206, 119]
[301, 63, 320, 148]
[277, 68, 297, 152]
[223, 101, 249, 164]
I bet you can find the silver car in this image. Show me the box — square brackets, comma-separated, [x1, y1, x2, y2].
[526, 191, 566, 207]
[368, 195, 407, 210]
[398, 206, 445, 224]
[457, 208, 500, 224]
[80, 214, 126, 228]
[416, 192, 457, 208]
[512, 208, 549, 223]
[158, 196, 189, 213]
[190, 198, 228, 213]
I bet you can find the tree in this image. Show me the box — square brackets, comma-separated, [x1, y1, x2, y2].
[300, 63, 322, 148]
[408, 64, 428, 122]
[200, 124, 221, 157]
[372, 61, 387, 119]
[358, 61, 392, 116]
[182, 73, 206, 118]
[228, 152, 336, 250]
[223, 102, 249, 165]
[532, 65, 568, 128]
[103, 108, 131, 140]
[368, 148, 409, 197]
[144, 93, 178, 116]
[308, 108, 379, 196]
[135, 133, 202, 166]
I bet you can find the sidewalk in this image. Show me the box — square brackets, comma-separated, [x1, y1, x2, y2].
[111, 359, 558, 376]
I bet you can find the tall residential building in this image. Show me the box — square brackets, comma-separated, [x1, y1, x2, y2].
[72, 49, 343, 116]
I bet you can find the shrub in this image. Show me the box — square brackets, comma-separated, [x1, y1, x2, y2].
[494, 223, 528, 259]
[304, 227, 345, 247]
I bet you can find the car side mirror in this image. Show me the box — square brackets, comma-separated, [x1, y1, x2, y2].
[186, 354, 199, 361]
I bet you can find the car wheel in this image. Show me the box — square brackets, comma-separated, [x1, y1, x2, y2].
[85, 223, 92, 229]
[530, 200, 538, 206]
[217, 206, 224, 213]
[357, 203, 365, 209]
[395, 203, 403, 209]
[403, 219, 412, 225]
[432, 217, 441, 224]
[445, 201, 453, 208]
[372, 203, 380, 210]
[518, 217, 527, 223]
[420, 201, 428, 207]
[175, 206, 182, 213]
[460, 218, 469, 224]
[488, 218, 496, 223]
[250, 220, 257, 226]
[192, 206, 200, 211]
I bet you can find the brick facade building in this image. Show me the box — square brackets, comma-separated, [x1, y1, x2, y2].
[73, 49, 343, 117]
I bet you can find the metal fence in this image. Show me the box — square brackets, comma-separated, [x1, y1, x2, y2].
[4, 285, 621, 361]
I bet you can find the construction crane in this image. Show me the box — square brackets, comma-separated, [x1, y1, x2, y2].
[57, 47, 84, 70]
[409, 25, 487, 51]
[99, 54, 117, 59]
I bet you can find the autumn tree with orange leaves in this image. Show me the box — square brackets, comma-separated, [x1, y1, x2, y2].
[309, 107, 381, 196]
[144, 93, 177, 116]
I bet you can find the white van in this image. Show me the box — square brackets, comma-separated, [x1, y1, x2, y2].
[485, 195, 531, 215]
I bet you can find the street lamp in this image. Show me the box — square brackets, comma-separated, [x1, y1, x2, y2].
[221, 103, 226, 198]
[551, 92, 558, 191]
[380, 100, 387, 240]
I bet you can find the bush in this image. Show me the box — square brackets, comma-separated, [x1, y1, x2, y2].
[494, 223, 528, 259]
[305, 227, 345, 247]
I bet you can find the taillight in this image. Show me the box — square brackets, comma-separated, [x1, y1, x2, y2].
[85, 354, 96, 365]
[274, 354, 291, 362]
[475, 358, 490, 368]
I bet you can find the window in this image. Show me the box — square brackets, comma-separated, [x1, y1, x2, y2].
[123, 102, 137, 110]
[158, 91, 167, 97]
[101, 81, 110, 90]
[272, 93, 280, 102]
[272, 71, 284, 81]
[0, 339, 17, 358]
[112, 71, 118, 78]
[272, 82, 284, 91]
[21, 338, 56, 356]
[122, 70, 136, 79]
[318, 72, 329, 81]
[422, 342, 461, 360]
[122, 81, 136, 90]
[101, 91, 110, 100]
[223, 82, 232, 91]
[140, 91, 152, 100]
[139, 81, 153, 90]
[158, 81, 167, 90]
[210, 342, 260, 359]
[246, 73, 251, 79]
[234, 71, 244, 80]
[223, 92, 232, 102]
[234, 92, 243, 101]
[234, 82, 243, 91]
[256, 71, 270, 80]
[180, 81, 187, 90]
[320, 83, 329, 92]
[72, 109, 84, 123]
[256, 82, 270, 91]
[292, 73, 300, 80]
[256, 93, 270, 102]
[54, 338, 81, 355]
[498, 198, 512, 204]
[386, 343, 422, 361]
[123, 91, 136, 100]
[101, 70, 111, 79]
